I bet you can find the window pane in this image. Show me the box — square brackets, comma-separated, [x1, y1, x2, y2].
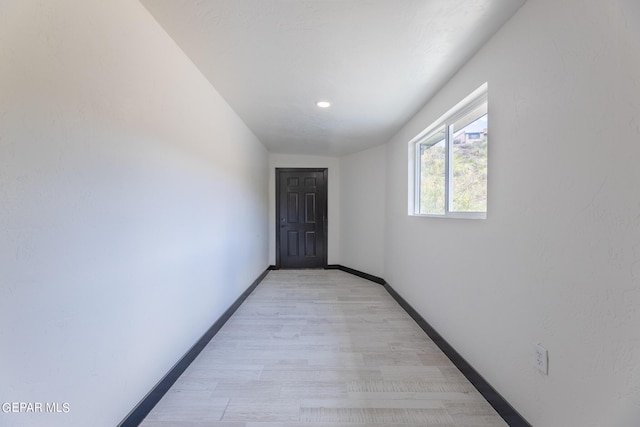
[419, 137, 446, 214]
[451, 111, 487, 212]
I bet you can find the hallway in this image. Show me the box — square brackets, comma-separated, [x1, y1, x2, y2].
[140, 270, 506, 426]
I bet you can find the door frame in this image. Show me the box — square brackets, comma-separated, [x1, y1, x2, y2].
[275, 167, 328, 269]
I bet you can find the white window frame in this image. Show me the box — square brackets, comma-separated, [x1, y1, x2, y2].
[408, 83, 488, 219]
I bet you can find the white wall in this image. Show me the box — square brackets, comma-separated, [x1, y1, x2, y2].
[339, 145, 387, 278]
[0, 1, 268, 426]
[383, 0, 640, 426]
[268, 154, 341, 265]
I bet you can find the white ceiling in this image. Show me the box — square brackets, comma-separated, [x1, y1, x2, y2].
[140, 0, 526, 157]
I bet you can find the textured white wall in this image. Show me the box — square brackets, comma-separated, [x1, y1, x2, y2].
[339, 145, 387, 277]
[0, 1, 268, 426]
[383, 0, 640, 425]
[268, 154, 341, 265]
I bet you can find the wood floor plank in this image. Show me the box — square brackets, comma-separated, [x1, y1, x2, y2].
[140, 392, 229, 423]
[140, 269, 508, 426]
[221, 398, 300, 422]
[299, 407, 455, 424]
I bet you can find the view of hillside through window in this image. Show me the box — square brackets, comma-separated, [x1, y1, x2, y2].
[451, 113, 488, 212]
[417, 99, 487, 216]
[419, 131, 446, 215]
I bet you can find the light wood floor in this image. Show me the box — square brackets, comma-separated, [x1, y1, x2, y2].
[140, 269, 507, 427]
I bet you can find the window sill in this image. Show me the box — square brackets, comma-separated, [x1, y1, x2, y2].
[410, 212, 486, 220]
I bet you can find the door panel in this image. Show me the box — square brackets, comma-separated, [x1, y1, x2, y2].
[287, 193, 299, 223]
[305, 232, 316, 256]
[305, 193, 316, 223]
[276, 168, 327, 268]
[287, 230, 299, 256]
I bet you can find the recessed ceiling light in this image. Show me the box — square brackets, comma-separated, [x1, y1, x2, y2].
[316, 101, 331, 108]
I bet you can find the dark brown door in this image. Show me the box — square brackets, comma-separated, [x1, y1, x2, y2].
[276, 168, 327, 269]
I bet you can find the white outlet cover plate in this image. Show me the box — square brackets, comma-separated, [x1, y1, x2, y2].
[535, 344, 548, 375]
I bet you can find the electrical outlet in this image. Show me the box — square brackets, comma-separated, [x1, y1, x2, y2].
[534, 344, 548, 375]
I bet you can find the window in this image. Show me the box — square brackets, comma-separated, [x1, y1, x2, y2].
[409, 84, 488, 219]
